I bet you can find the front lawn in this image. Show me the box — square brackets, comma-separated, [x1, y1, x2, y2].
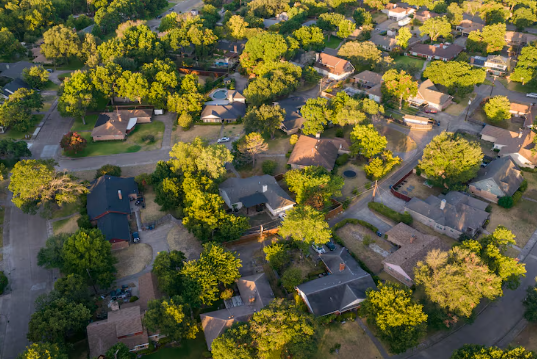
[375, 125, 417, 153]
[497, 78, 533, 94]
[394, 56, 425, 68]
[324, 35, 342, 49]
[41, 80, 60, 91]
[70, 114, 99, 132]
[64, 121, 165, 157]
[142, 336, 208, 359]
[0, 114, 43, 140]
[52, 215, 80, 235]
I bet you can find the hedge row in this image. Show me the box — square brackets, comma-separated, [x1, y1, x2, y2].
[332, 218, 379, 233]
[368, 202, 413, 225]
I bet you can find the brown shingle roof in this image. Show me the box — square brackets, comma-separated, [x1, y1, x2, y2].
[414, 79, 452, 106]
[315, 53, 354, 75]
[410, 43, 464, 60]
[383, 223, 450, 281]
[287, 135, 349, 171]
[91, 109, 153, 138]
[481, 125, 537, 165]
[353, 70, 382, 87]
[138, 272, 162, 312]
[458, 19, 484, 32]
[510, 102, 531, 114]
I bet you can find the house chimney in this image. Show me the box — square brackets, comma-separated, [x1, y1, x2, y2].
[410, 235, 416, 244]
[118, 190, 122, 200]
[262, 185, 267, 193]
[339, 263, 345, 272]
[470, 57, 474, 64]
[249, 295, 256, 303]
[519, 130, 523, 138]
[316, 132, 321, 138]
[234, 45, 238, 53]
[440, 199, 446, 210]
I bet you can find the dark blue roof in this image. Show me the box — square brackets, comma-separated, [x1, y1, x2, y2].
[96, 213, 131, 242]
[87, 175, 138, 219]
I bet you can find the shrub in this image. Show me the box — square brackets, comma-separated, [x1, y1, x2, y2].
[262, 160, 278, 175]
[335, 128, 344, 138]
[498, 196, 514, 208]
[352, 188, 361, 196]
[365, 182, 372, 190]
[335, 153, 349, 166]
[0, 271, 7, 294]
[329, 344, 342, 354]
[513, 191, 523, 206]
[332, 218, 379, 233]
[281, 267, 303, 292]
[519, 179, 528, 193]
[342, 197, 351, 209]
[363, 234, 374, 246]
[77, 214, 93, 229]
[263, 243, 290, 271]
[220, 288, 234, 300]
[285, 150, 292, 158]
[135, 173, 152, 191]
[95, 164, 121, 179]
[368, 202, 413, 225]
[178, 112, 193, 130]
[129, 296, 139, 302]
[290, 134, 299, 145]
[142, 134, 155, 143]
[415, 167, 422, 176]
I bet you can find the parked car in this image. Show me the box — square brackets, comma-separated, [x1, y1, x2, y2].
[156, 15, 163, 19]
[527, 93, 537, 99]
[424, 107, 438, 114]
[132, 232, 140, 243]
[312, 244, 326, 254]
[278, 212, 287, 219]
[325, 241, 336, 251]
[217, 137, 230, 143]
[46, 68, 54, 73]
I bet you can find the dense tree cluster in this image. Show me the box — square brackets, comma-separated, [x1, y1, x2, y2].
[483, 96, 511, 123]
[423, 61, 486, 97]
[285, 166, 344, 209]
[451, 345, 537, 359]
[381, 69, 418, 110]
[511, 45, 537, 88]
[0, 88, 43, 132]
[467, 23, 506, 54]
[279, 205, 331, 249]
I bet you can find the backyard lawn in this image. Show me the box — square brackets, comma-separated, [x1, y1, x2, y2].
[142, 336, 208, 359]
[336, 162, 370, 199]
[42, 80, 60, 91]
[64, 121, 165, 157]
[375, 125, 417, 153]
[264, 130, 293, 154]
[237, 156, 288, 178]
[497, 78, 532, 94]
[488, 199, 537, 248]
[324, 35, 343, 49]
[393, 56, 425, 68]
[70, 114, 99, 132]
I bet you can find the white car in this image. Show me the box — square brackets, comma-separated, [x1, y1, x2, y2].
[217, 137, 230, 143]
[526, 93, 537, 99]
[312, 244, 326, 254]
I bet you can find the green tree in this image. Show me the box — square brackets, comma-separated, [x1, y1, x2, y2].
[152, 250, 186, 296]
[263, 243, 290, 271]
[117, 70, 149, 104]
[337, 19, 355, 39]
[0, 88, 43, 131]
[447, 3, 464, 25]
[212, 323, 256, 359]
[480, 3, 509, 25]
[226, 15, 248, 40]
[418, 132, 483, 189]
[350, 124, 387, 158]
[423, 61, 486, 97]
[17, 343, 68, 359]
[338, 41, 382, 72]
[382, 69, 418, 109]
[292, 26, 325, 51]
[168, 137, 233, 179]
[9, 160, 87, 214]
[155, 177, 183, 212]
[27, 297, 91, 344]
[467, 24, 506, 54]
[53, 274, 93, 308]
[511, 45, 537, 85]
[244, 62, 301, 106]
[95, 164, 121, 178]
[243, 104, 285, 139]
[364, 150, 401, 180]
[144, 296, 199, 340]
[363, 0, 389, 10]
[279, 205, 331, 247]
[484, 95, 511, 122]
[41, 25, 81, 67]
[284, 166, 344, 209]
[237, 132, 267, 166]
[22, 65, 49, 89]
[301, 97, 331, 135]
[240, 32, 288, 72]
[62, 229, 117, 288]
[0, 28, 24, 59]
[281, 267, 303, 291]
[37, 233, 70, 270]
[419, 16, 452, 42]
[524, 283, 537, 322]
[396, 27, 412, 49]
[362, 282, 427, 354]
[213, 214, 250, 243]
[105, 343, 133, 359]
[178, 112, 193, 130]
[415, 247, 503, 317]
[90, 63, 123, 103]
[451, 345, 537, 359]
[353, 8, 372, 27]
[58, 70, 95, 125]
[513, 7, 537, 30]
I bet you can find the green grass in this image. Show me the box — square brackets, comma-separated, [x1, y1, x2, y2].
[52, 200, 82, 219]
[497, 78, 533, 94]
[55, 58, 85, 71]
[65, 120, 165, 157]
[52, 217, 71, 232]
[0, 114, 43, 140]
[41, 80, 60, 91]
[71, 114, 99, 132]
[143, 336, 208, 359]
[57, 72, 73, 82]
[324, 35, 342, 49]
[394, 56, 425, 68]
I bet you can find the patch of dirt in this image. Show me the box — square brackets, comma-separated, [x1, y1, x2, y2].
[166, 224, 203, 260]
[336, 162, 370, 199]
[314, 320, 383, 359]
[336, 224, 387, 274]
[140, 189, 164, 223]
[53, 214, 80, 235]
[172, 125, 222, 145]
[488, 199, 537, 248]
[511, 322, 537, 353]
[238, 156, 288, 178]
[375, 125, 417, 153]
[395, 174, 442, 200]
[113, 243, 153, 279]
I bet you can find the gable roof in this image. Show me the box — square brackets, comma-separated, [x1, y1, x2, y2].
[219, 175, 295, 210]
[87, 175, 138, 219]
[201, 102, 246, 120]
[315, 53, 354, 75]
[383, 223, 450, 281]
[287, 135, 349, 171]
[353, 70, 382, 87]
[91, 110, 153, 138]
[96, 213, 131, 242]
[510, 102, 531, 114]
[275, 96, 306, 132]
[370, 34, 398, 49]
[505, 31, 537, 44]
[410, 43, 464, 60]
[0, 61, 33, 79]
[470, 157, 524, 197]
[138, 272, 162, 312]
[457, 19, 484, 32]
[297, 246, 376, 316]
[405, 192, 489, 233]
[413, 79, 452, 106]
[481, 126, 537, 165]
[3, 78, 29, 97]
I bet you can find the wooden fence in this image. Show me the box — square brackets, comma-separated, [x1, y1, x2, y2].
[178, 67, 229, 77]
[390, 170, 414, 202]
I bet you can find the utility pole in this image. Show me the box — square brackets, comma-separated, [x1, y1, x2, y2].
[490, 75, 497, 96]
[372, 180, 378, 201]
[464, 99, 472, 122]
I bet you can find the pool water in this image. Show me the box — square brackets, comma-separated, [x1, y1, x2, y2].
[212, 89, 228, 100]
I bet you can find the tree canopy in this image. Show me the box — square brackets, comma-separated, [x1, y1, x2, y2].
[467, 24, 506, 54]
[152, 250, 186, 296]
[338, 41, 382, 72]
[382, 69, 418, 110]
[279, 205, 331, 248]
[451, 345, 537, 359]
[483, 96, 511, 123]
[244, 104, 285, 139]
[418, 132, 483, 189]
[144, 296, 199, 340]
[423, 61, 486, 97]
[284, 166, 344, 209]
[419, 16, 451, 42]
[350, 124, 387, 158]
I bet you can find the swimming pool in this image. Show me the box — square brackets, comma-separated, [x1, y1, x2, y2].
[211, 89, 228, 100]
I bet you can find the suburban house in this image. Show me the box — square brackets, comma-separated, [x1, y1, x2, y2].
[382, 3, 415, 20]
[289, 50, 316, 68]
[408, 43, 464, 61]
[219, 175, 295, 217]
[216, 40, 246, 56]
[456, 19, 484, 36]
[405, 192, 490, 239]
[275, 96, 306, 134]
[201, 273, 274, 350]
[200, 102, 246, 123]
[510, 102, 531, 117]
[263, 12, 288, 28]
[352, 70, 383, 103]
[414, 10, 439, 23]
[91, 109, 153, 141]
[0, 61, 33, 79]
[296, 246, 377, 316]
[469, 157, 524, 203]
[480, 125, 537, 168]
[2, 78, 29, 99]
[370, 34, 399, 51]
[287, 135, 350, 171]
[87, 175, 139, 243]
[31, 46, 53, 65]
[505, 31, 537, 48]
[87, 272, 164, 357]
[313, 53, 355, 81]
[403, 114, 435, 129]
[409, 79, 453, 111]
[484, 55, 509, 75]
[383, 223, 450, 286]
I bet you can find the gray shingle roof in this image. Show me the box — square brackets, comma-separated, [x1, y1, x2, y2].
[87, 175, 138, 219]
[201, 103, 246, 121]
[275, 96, 306, 133]
[96, 213, 131, 242]
[0, 61, 33, 79]
[471, 157, 524, 197]
[3, 78, 29, 97]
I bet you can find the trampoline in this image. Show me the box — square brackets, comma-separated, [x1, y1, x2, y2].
[343, 170, 357, 178]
